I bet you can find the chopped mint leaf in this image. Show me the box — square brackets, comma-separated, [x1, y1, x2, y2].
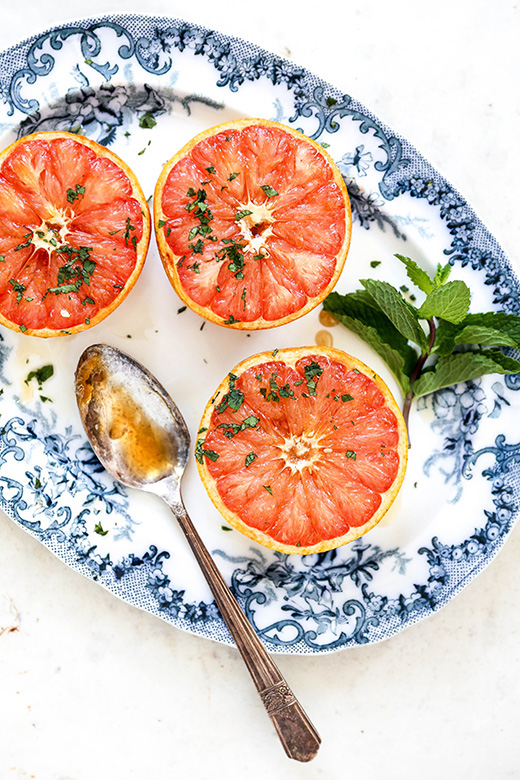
[25, 364, 54, 386]
[194, 438, 219, 464]
[260, 184, 278, 198]
[235, 209, 253, 220]
[245, 452, 257, 468]
[66, 184, 86, 204]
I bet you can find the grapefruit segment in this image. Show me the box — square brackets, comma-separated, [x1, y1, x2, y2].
[0, 131, 150, 337]
[154, 119, 351, 329]
[197, 347, 408, 554]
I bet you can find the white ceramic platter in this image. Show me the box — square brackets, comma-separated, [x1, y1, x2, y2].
[0, 14, 518, 653]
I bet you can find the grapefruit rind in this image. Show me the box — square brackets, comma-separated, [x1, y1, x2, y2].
[197, 347, 408, 555]
[0, 131, 150, 338]
[154, 119, 351, 330]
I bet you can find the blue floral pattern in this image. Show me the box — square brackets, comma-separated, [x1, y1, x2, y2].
[0, 15, 518, 653]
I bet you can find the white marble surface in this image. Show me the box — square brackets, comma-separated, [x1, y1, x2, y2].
[1, 1, 520, 778]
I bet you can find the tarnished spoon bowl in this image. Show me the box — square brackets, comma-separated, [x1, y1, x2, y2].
[75, 344, 320, 763]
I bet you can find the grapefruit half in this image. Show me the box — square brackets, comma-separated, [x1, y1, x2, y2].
[0, 131, 150, 337]
[197, 347, 408, 554]
[154, 119, 351, 329]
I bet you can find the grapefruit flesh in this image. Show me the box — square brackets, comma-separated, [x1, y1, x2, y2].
[197, 347, 408, 554]
[154, 119, 351, 329]
[0, 132, 150, 337]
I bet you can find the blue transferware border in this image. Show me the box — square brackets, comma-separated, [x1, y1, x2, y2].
[0, 14, 518, 653]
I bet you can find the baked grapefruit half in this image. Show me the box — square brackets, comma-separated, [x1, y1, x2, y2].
[196, 347, 408, 554]
[154, 119, 351, 329]
[0, 131, 150, 337]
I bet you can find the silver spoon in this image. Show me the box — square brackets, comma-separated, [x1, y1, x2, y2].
[75, 343, 321, 762]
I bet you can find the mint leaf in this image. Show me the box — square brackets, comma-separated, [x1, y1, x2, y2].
[433, 320, 462, 356]
[417, 280, 470, 324]
[434, 311, 520, 356]
[432, 262, 452, 287]
[464, 311, 520, 342]
[413, 350, 520, 397]
[360, 279, 428, 350]
[395, 254, 433, 294]
[323, 291, 417, 393]
[463, 312, 520, 342]
[455, 325, 519, 349]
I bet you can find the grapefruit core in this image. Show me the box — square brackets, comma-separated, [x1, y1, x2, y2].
[196, 347, 408, 555]
[154, 119, 351, 329]
[0, 131, 150, 337]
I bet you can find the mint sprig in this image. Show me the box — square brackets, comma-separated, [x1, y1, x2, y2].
[323, 254, 520, 438]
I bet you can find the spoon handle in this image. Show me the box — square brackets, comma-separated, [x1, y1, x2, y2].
[165, 495, 321, 762]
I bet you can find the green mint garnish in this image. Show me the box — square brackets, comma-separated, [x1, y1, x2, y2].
[323, 252, 520, 441]
[235, 209, 253, 221]
[216, 373, 244, 413]
[43, 245, 96, 299]
[9, 279, 26, 304]
[217, 415, 259, 438]
[139, 113, 157, 129]
[25, 364, 54, 387]
[245, 452, 257, 468]
[260, 184, 278, 198]
[66, 184, 86, 203]
[194, 438, 219, 464]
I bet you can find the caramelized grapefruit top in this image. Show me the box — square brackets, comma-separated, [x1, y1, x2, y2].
[154, 119, 351, 329]
[197, 347, 408, 554]
[0, 131, 150, 337]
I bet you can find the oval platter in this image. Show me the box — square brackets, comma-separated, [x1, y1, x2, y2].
[0, 13, 518, 653]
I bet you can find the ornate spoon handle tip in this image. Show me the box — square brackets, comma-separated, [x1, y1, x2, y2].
[167, 495, 321, 762]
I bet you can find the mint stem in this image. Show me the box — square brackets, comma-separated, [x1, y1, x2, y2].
[402, 318, 436, 441]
